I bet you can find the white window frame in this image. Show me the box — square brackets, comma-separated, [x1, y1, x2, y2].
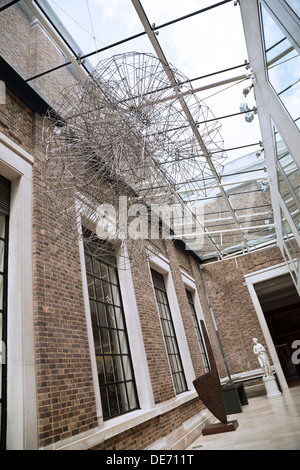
[0, 131, 37, 449]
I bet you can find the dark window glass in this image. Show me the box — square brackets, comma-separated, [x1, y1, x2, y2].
[85, 250, 139, 420]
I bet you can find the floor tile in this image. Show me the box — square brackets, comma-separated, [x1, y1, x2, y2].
[186, 385, 300, 451]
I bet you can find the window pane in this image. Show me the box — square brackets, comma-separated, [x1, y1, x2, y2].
[102, 281, 112, 304]
[0, 214, 5, 239]
[126, 382, 138, 409]
[109, 267, 118, 284]
[111, 284, 121, 307]
[0, 276, 3, 311]
[285, 0, 300, 17]
[118, 383, 128, 412]
[107, 385, 119, 416]
[97, 356, 105, 383]
[87, 275, 95, 299]
[117, 331, 128, 354]
[275, 127, 300, 233]
[95, 278, 104, 301]
[100, 263, 109, 281]
[100, 387, 109, 419]
[114, 307, 125, 329]
[0, 241, 4, 272]
[281, 209, 300, 273]
[105, 356, 116, 383]
[262, 5, 300, 129]
[101, 328, 111, 354]
[106, 305, 116, 329]
[122, 356, 133, 381]
[93, 259, 101, 278]
[89, 301, 98, 326]
[85, 253, 92, 274]
[93, 327, 102, 355]
[97, 302, 107, 327]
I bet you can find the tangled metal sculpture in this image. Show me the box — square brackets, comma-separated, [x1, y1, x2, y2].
[43, 52, 227, 264]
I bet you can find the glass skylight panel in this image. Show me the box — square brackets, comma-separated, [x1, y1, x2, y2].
[0, 0, 272, 261]
[43, 0, 150, 69]
[262, 5, 300, 130]
[275, 127, 300, 233]
[284, 0, 300, 18]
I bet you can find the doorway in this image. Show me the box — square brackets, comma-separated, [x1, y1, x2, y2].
[254, 273, 300, 386]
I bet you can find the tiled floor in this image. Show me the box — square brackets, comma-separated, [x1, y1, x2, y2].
[186, 384, 300, 450]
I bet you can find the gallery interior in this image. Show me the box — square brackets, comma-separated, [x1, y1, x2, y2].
[0, 0, 299, 450]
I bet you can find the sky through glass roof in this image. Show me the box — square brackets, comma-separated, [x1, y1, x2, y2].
[0, 0, 276, 260]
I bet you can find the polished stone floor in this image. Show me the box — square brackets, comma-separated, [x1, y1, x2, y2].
[187, 384, 300, 450]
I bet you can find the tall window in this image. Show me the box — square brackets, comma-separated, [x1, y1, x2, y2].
[0, 175, 10, 450]
[85, 248, 139, 420]
[185, 289, 210, 373]
[151, 269, 187, 395]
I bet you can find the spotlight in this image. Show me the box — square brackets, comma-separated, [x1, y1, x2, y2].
[243, 86, 252, 97]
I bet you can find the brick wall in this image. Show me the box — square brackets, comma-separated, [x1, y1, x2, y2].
[200, 246, 285, 375]
[31, 114, 99, 447]
[0, 89, 33, 152]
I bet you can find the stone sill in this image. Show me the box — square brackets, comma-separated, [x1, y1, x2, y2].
[41, 390, 200, 450]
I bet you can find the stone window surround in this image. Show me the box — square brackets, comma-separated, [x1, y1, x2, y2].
[0, 131, 37, 450]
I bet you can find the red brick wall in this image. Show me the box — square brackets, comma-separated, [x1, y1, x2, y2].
[92, 398, 205, 450]
[0, 89, 34, 152]
[200, 246, 284, 375]
[31, 116, 99, 447]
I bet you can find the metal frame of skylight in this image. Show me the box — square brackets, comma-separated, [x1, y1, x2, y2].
[131, 0, 252, 255]
[1, 0, 273, 260]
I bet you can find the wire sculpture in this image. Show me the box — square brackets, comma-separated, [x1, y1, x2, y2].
[43, 51, 227, 265]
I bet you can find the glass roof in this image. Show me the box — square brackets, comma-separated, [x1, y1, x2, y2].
[0, 0, 277, 261]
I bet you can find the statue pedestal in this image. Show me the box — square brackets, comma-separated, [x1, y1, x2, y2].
[263, 375, 281, 398]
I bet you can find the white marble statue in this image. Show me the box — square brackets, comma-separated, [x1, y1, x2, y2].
[252, 338, 273, 377]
